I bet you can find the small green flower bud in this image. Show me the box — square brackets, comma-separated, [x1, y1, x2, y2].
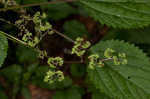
[88, 54, 100, 69]
[82, 41, 91, 49]
[38, 50, 47, 59]
[44, 70, 64, 84]
[44, 70, 55, 84]
[47, 57, 64, 68]
[104, 48, 115, 58]
[113, 56, 121, 65]
[72, 37, 91, 57]
[55, 70, 64, 82]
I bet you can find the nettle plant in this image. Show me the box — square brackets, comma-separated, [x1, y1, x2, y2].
[0, 0, 150, 99]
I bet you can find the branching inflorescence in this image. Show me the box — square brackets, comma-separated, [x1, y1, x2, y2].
[71, 37, 91, 57]
[88, 48, 128, 70]
[0, 11, 128, 85]
[15, 12, 54, 47]
[44, 57, 64, 84]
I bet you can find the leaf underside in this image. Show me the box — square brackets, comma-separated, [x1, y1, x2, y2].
[80, 0, 150, 28]
[88, 40, 150, 99]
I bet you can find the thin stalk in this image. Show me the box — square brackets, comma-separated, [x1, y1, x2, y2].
[0, 31, 40, 52]
[0, 0, 77, 12]
[100, 57, 113, 62]
[0, 31, 27, 45]
[52, 29, 75, 43]
[64, 61, 84, 64]
[0, 18, 14, 25]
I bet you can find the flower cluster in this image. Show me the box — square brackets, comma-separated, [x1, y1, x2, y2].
[104, 48, 128, 65]
[72, 37, 91, 57]
[15, 12, 54, 47]
[88, 48, 128, 69]
[47, 57, 64, 68]
[38, 50, 47, 59]
[88, 54, 104, 69]
[33, 12, 53, 35]
[44, 70, 64, 84]
[44, 57, 64, 84]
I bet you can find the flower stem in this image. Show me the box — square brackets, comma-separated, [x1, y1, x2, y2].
[52, 29, 75, 43]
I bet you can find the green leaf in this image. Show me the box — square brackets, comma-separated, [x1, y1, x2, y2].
[21, 87, 31, 99]
[85, 78, 112, 99]
[70, 63, 86, 77]
[41, 3, 77, 20]
[92, 91, 112, 99]
[63, 20, 88, 40]
[0, 32, 8, 67]
[88, 40, 150, 99]
[80, 0, 150, 28]
[103, 26, 150, 44]
[53, 87, 82, 99]
[0, 91, 8, 99]
[22, 0, 47, 5]
[16, 45, 38, 63]
[0, 64, 22, 83]
[15, 0, 22, 4]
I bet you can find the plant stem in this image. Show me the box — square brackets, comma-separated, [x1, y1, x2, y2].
[0, 0, 77, 12]
[52, 29, 75, 43]
[100, 57, 113, 62]
[0, 31, 27, 45]
[64, 60, 84, 64]
[0, 18, 13, 25]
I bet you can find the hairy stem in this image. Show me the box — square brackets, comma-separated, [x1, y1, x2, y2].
[0, 0, 77, 12]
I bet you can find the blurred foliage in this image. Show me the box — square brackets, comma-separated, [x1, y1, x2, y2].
[103, 26, 150, 44]
[41, 1, 77, 20]
[70, 63, 86, 77]
[63, 20, 89, 40]
[0, 90, 8, 99]
[16, 45, 38, 63]
[52, 86, 83, 99]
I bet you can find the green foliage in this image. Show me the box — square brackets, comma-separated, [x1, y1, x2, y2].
[80, 0, 150, 28]
[41, 2, 77, 20]
[92, 91, 111, 99]
[0, 90, 8, 99]
[16, 45, 38, 63]
[103, 26, 150, 44]
[70, 64, 86, 77]
[21, 0, 47, 5]
[53, 86, 82, 99]
[1, 0, 150, 98]
[21, 87, 31, 99]
[0, 32, 8, 67]
[88, 40, 150, 99]
[63, 20, 88, 40]
[0, 64, 22, 83]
